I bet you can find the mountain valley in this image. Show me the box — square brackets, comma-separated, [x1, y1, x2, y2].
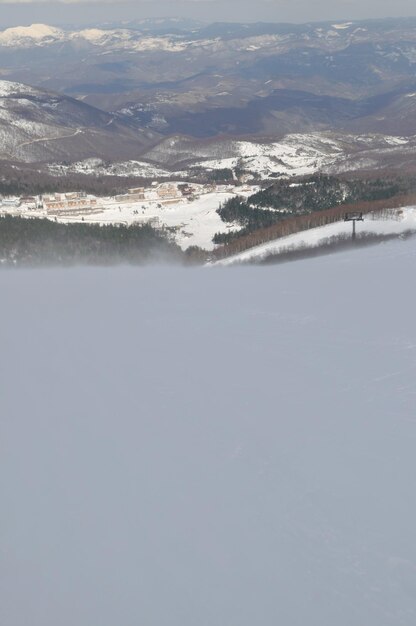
[2, 17, 416, 259]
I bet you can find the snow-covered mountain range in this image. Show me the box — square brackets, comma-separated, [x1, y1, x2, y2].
[3, 18, 416, 141]
[0, 23, 189, 51]
[1, 19, 416, 55]
[2, 18, 416, 173]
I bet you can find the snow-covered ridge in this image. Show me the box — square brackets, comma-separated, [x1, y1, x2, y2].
[0, 78, 158, 163]
[179, 132, 412, 179]
[0, 20, 401, 52]
[0, 79, 37, 97]
[0, 24, 64, 46]
[0, 79, 76, 160]
[189, 135, 343, 178]
[0, 23, 188, 51]
[74, 28, 118, 43]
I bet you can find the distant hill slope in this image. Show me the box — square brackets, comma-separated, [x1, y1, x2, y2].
[0, 80, 159, 163]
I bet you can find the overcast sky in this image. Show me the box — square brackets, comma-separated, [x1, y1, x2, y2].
[1, 1, 416, 27]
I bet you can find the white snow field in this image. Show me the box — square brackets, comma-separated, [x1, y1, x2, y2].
[81, 189, 249, 250]
[2, 237, 416, 626]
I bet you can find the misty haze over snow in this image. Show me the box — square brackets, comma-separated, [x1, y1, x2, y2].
[2, 237, 416, 625]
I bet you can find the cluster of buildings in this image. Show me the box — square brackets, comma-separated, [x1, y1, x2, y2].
[0, 195, 37, 210]
[114, 182, 198, 205]
[0, 191, 99, 216]
[42, 192, 98, 214]
[0, 181, 248, 226]
[0, 182, 205, 216]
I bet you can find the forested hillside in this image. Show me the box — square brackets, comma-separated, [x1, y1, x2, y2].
[214, 175, 408, 244]
[0, 216, 183, 266]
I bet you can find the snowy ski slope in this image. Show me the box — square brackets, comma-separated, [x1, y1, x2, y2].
[2, 237, 416, 625]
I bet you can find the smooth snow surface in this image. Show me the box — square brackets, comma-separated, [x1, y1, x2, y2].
[2, 238, 416, 626]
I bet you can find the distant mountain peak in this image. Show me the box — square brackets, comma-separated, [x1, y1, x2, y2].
[0, 24, 64, 46]
[74, 28, 116, 42]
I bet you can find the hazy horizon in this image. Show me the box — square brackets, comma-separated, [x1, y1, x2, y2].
[1, 1, 416, 28]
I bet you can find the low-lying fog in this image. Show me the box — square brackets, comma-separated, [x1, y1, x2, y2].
[2, 239, 416, 625]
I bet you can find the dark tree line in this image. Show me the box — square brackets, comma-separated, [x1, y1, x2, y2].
[0, 167, 143, 198]
[0, 216, 184, 267]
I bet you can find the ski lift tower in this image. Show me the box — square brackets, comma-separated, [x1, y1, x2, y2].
[344, 212, 364, 241]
